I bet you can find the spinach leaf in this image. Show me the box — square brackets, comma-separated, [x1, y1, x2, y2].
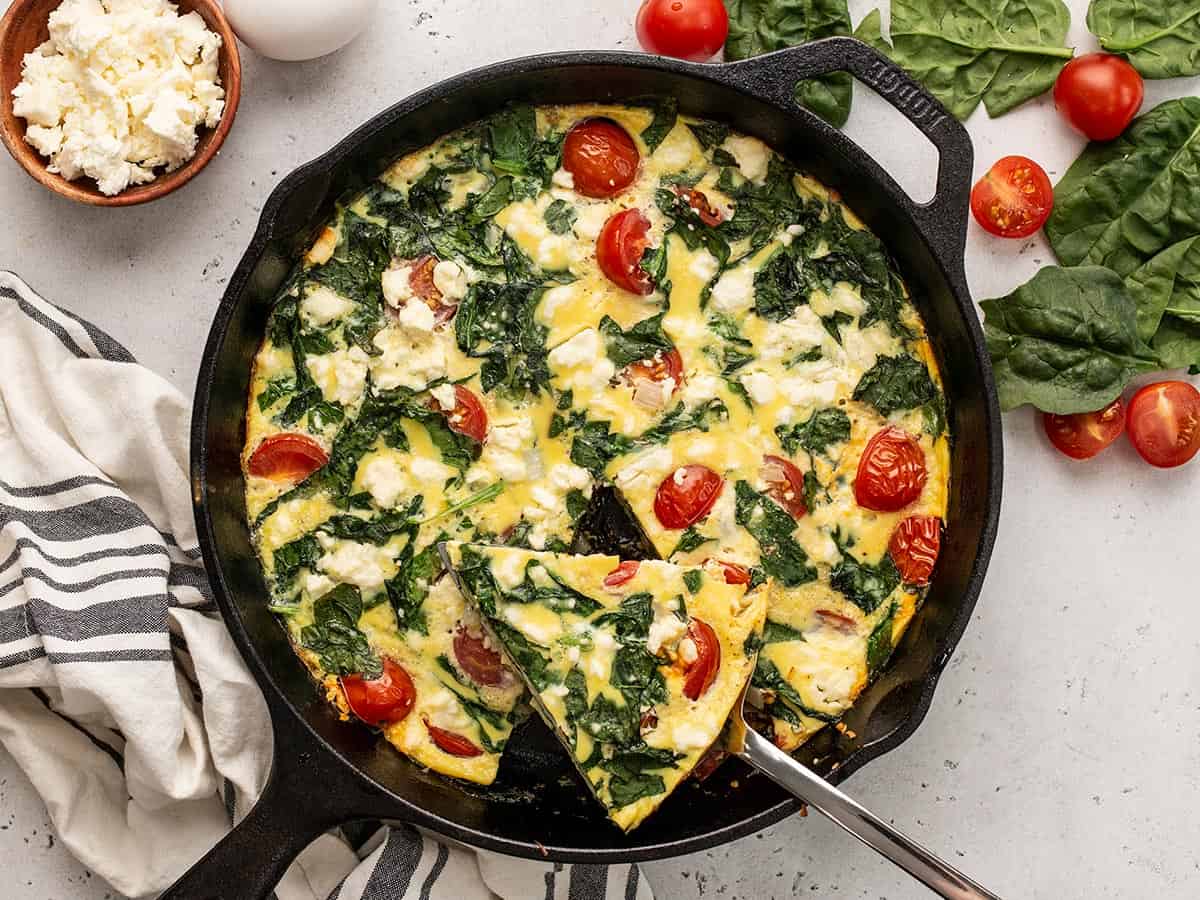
[506, 561, 603, 616]
[670, 526, 711, 558]
[683, 569, 704, 594]
[1087, 0, 1200, 79]
[830, 544, 900, 615]
[752, 656, 839, 722]
[300, 584, 381, 678]
[1126, 236, 1200, 342]
[488, 106, 539, 176]
[982, 266, 1160, 413]
[723, 0, 854, 127]
[612, 643, 668, 709]
[776, 407, 851, 456]
[568, 400, 728, 476]
[599, 312, 674, 368]
[753, 245, 806, 321]
[655, 187, 731, 267]
[466, 176, 513, 225]
[1046, 98, 1200, 278]
[762, 619, 806, 645]
[734, 480, 817, 588]
[544, 199, 577, 235]
[257, 375, 296, 412]
[601, 746, 678, 808]
[852, 355, 939, 417]
[385, 539, 444, 634]
[453, 545, 503, 617]
[580, 694, 639, 744]
[455, 282, 551, 397]
[490, 620, 554, 691]
[866, 602, 898, 679]
[593, 592, 654, 641]
[855, 0, 1073, 121]
[687, 120, 730, 151]
[271, 534, 320, 598]
[637, 97, 679, 152]
[715, 158, 806, 252]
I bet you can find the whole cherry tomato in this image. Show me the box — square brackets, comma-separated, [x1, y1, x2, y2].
[636, 0, 729, 62]
[855, 427, 927, 512]
[1053, 53, 1144, 142]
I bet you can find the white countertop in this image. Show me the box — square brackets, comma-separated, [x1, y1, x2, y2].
[3, 1, 1199, 897]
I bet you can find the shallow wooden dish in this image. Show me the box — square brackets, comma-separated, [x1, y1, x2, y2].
[0, 0, 241, 206]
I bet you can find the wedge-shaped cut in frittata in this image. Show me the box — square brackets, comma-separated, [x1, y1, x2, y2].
[443, 542, 768, 831]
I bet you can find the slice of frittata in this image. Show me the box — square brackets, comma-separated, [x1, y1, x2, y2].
[441, 543, 767, 831]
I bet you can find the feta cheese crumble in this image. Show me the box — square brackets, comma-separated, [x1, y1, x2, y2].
[12, 0, 226, 196]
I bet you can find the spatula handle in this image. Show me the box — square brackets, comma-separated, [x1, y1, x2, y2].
[737, 728, 1002, 900]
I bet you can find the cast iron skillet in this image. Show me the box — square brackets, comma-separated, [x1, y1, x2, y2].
[169, 37, 1003, 900]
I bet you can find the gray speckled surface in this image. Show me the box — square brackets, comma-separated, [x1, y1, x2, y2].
[3, 1, 1200, 897]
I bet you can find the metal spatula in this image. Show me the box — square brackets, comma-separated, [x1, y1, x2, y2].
[725, 681, 1001, 899]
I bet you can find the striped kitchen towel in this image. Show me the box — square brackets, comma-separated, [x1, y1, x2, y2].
[0, 271, 652, 900]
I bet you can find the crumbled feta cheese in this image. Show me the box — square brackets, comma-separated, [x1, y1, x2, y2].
[371, 326, 448, 391]
[490, 418, 536, 451]
[548, 463, 591, 492]
[381, 265, 415, 308]
[429, 383, 458, 410]
[710, 264, 756, 315]
[741, 371, 777, 405]
[688, 250, 720, 283]
[574, 203, 612, 241]
[678, 637, 698, 665]
[549, 328, 601, 368]
[540, 284, 577, 320]
[671, 721, 713, 751]
[646, 598, 687, 654]
[432, 260, 468, 300]
[411, 456, 452, 485]
[779, 376, 841, 408]
[721, 135, 771, 184]
[302, 285, 354, 327]
[551, 168, 575, 189]
[303, 573, 334, 600]
[614, 445, 674, 489]
[425, 686, 472, 731]
[396, 299, 436, 333]
[306, 346, 370, 406]
[317, 539, 395, 593]
[358, 455, 410, 509]
[12, 0, 226, 196]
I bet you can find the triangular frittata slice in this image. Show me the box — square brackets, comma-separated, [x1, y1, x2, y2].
[442, 543, 767, 831]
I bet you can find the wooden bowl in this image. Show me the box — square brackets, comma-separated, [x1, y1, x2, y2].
[0, 0, 241, 206]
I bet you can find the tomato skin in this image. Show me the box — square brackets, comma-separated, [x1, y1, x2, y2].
[1043, 398, 1126, 460]
[603, 560, 641, 589]
[624, 347, 684, 389]
[562, 119, 640, 199]
[597, 209, 655, 295]
[682, 618, 721, 701]
[453, 627, 508, 687]
[1054, 53, 1144, 142]
[636, 0, 728, 62]
[676, 186, 725, 226]
[247, 433, 328, 483]
[889, 515, 942, 586]
[970, 156, 1054, 239]
[709, 559, 751, 586]
[654, 464, 724, 529]
[431, 385, 488, 443]
[341, 659, 416, 727]
[1126, 381, 1200, 468]
[855, 427, 927, 512]
[424, 720, 483, 758]
[814, 609, 857, 633]
[408, 255, 441, 302]
[761, 454, 808, 519]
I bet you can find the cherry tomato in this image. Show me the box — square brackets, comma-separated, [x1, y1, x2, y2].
[424, 720, 483, 758]
[453, 627, 508, 686]
[676, 186, 725, 226]
[682, 618, 721, 701]
[1043, 398, 1126, 460]
[814, 609, 857, 633]
[654, 464, 724, 529]
[888, 515, 942, 586]
[761, 454, 807, 519]
[247, 433, 328, 482]
[708, 559, 751, 586]
[1126, 381, 1200, 468]
[1053, 53, 1144, 142]
[431, 385, 488, 443]
[636, 0, 729, 62]
[624, 347, 683, 387]
[562, 119, 640, 199]
[970, 156, 1054, 239]
[603, 560, 641, 589]
[690, 745, 729, 782]
[855, 427, 927, 512]
[341, 659, 416, 727]
[402, 255, 459, 326]
[597, 209, 655, 295]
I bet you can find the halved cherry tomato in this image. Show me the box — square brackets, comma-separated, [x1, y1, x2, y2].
[603, 560, 641, 589]
[402, 255, 459, 326]
[709, 560, 751, 586]
[970, 156, 1054, 239]
[889, 515, 942, 586]
[1043, 398, 1125, 460]
[453, 627, 508, 687]
[562, 119, 640, 199]
[814, 609, 858, 633]
[855, 427, 927, 512]
[761, 454, 807, 519]
[424, 720, 483, 758]
[654, 464, 724, 529]
[682, 618, 720, 701]
[636, 0, 729, 62]
[247, 433, 328, 483]
[1054, 53, 1143, 142]
[431, 385, 488, 443]
[341, 658, 416, 727]
[624, 347, 684, 388]
[597, 209, 654, 295]
[676, 186, 725, 226]
[1126, 381, 1200, 468]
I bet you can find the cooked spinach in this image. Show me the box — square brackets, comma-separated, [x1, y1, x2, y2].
[386, 539, 443, 634]
[456, 281, 552, 397]
[466, 176, 514, 224]
[855, 0, 1073, 120]
[776, 407, 851, 457]
[671, 526, 712, 558]
[600, 745, 679, 808]
[638, 96, 679, 152]
[752, 655, 839, 722]
[866, 601, 898, 679]
[853, 354, 939, 417]
[490, 620, 554, 691]
[600, 312, 674, 368]
[687, 120, 730, 151]
[300, 584, 381, 678]
[1087, 0, 1200, 78]
[830, 534, 901, 615]
[982, 266, 1159, 413]
[565, 489, 589, 521]
[762, 619, 806, 644]
[753, 245, 806, 321]
[722, 0, 854, 127]
[257, 375, 296, 412]
[569, 399, 728, 476]
[544, 198, 577, 235]
[655, 187, 731, 267]
[715, 158, 806, 253]
[270, 534, 319, 598]
[734, 481, 817, 588]
[683, 569, 704, 594]
[505, 561, 603, 616]
[593, 592, 654, 641]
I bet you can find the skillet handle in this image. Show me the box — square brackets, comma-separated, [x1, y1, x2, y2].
[722, 36, 973, 275]
[159, 711, 380, 900]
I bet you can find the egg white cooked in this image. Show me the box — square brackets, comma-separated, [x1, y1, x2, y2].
[242, 104, 950, 799]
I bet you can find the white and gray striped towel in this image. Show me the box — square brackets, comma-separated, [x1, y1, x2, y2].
[0, 270, 653, 900]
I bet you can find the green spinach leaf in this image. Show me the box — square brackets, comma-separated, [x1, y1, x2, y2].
[1087, 0, 1200, 78]
[300, 584, 381, 678]
[734, 480, 817, 588]
[830, 542, 900, 615]
[776, 407, 851, 456]
[866, 601, 898, 678]
[599, 312, 674, 368]
[853, 355, 939, 417]
[544, 198, 577, 235]
[638, 96, 679, 152]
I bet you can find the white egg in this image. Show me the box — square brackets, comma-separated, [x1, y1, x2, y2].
[221, 0, 380, 62]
